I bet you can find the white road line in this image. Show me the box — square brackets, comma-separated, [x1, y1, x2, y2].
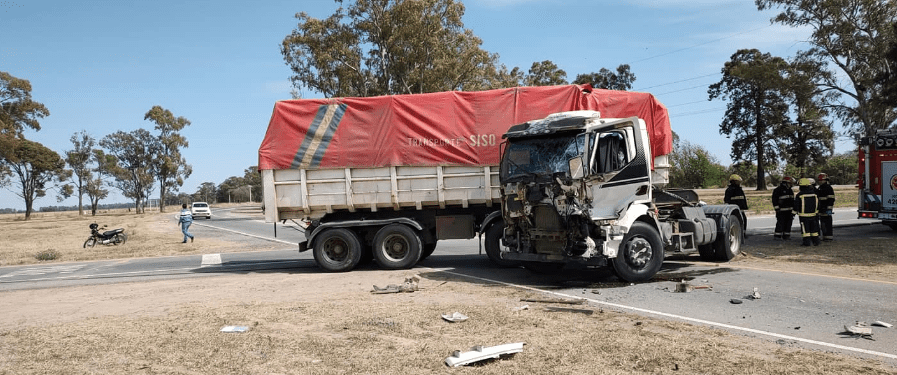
[425, 267, 897, 361]
[190, 222, 297, 245]
[201, 254, 222, 267]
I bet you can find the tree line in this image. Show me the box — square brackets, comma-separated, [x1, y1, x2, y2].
[1, 72, 192, 219]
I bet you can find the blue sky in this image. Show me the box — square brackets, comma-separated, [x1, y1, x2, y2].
[1, 0, 843, 210]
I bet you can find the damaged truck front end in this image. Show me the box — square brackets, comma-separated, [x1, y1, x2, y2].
[496, 111, 743, 283]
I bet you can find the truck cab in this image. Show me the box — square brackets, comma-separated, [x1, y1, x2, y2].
[497, 111, 742, 282]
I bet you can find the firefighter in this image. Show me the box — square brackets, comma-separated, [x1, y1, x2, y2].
[793, 178, 821, 246]
[816, 173, 835, 241]
[771, 176, 795, 240]
[724, 174, 748, 232]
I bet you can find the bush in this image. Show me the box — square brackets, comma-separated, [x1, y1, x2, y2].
[35, 249, 60, 261]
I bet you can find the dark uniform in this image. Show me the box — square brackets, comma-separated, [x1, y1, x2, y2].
[816, 174, 835, 241]
[724, 175, 748, 232]
[771, 178, 794, 239]
[793, 179, 821, 246]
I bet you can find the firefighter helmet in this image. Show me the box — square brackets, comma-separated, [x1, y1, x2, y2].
[729, 174, 742, 182]
[782, 176, 795, 185]
[817, 173, 828, 181]
[798, 178, 812, 187]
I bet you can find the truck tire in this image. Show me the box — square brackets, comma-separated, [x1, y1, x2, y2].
[313, 228, 363, 272]
[612, 222, 664, 283]
[373, 224, 422, 269]
[712, 213, 742, 261]
[419, 243, 437, 261]
[485, 222, 521, 268]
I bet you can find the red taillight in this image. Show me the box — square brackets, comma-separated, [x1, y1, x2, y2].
[859, 212, 877, 218]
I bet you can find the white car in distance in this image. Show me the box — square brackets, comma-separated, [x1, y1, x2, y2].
[190, 202, 212, 219]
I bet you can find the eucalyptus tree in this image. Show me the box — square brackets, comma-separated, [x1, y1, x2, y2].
[100, 129, 158, 214]
[282, 0, 499, 97]
[524, 60, 567, 86]
[64, 130, 98, 215]
[757, 0, 897, 136]
[573, 64, 637, 91]
[0, 135, 70, 219]
[0, 71, 49, 137]
[708, 49, 790, 190]
[144, 106, 192, 212]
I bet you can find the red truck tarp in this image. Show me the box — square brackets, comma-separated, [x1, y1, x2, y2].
[258, 84, 671, 170]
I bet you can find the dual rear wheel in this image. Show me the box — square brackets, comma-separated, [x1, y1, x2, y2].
[312, 224, 422, 272]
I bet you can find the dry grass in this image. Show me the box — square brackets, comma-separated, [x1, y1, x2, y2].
[0, 206, 234, 266]
[1, 272, 894, 375]
[697, 186, 857, 215]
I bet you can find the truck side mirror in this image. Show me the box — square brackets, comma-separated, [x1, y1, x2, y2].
[569, 156, 584, 180]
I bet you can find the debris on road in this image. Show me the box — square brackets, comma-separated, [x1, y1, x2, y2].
[748, 287, 761, 300]
[544, 306, 594, 315]
[220, 326, 249, 333]
[445, 342, 525, 367]
[371, 275, 421, 294]
[441, 312, 469, 323]
[512, 305, 530, 312]
[521, 297, 585, 305]
[675, 280, 694, 293]
[872, 321, 893, 328]
[842, 324, 874, 339]
[730, 299, 743, 304]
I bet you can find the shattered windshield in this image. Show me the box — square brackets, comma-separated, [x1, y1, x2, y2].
[501, 134, 584, 182]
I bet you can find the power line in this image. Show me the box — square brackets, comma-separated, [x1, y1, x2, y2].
[667, 99, 711, 108]
[627, 25, 772, 65]
[670, 106, 727, 117]
[634, 73, 718, 91]
[656, 83, 716, 95]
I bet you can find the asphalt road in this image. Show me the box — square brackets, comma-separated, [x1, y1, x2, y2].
[1, 206, 895, 364]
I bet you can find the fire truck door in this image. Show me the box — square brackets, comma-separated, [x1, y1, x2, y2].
[883, 161, 897, 212]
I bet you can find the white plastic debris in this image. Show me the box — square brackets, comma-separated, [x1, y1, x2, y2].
[220, 326, 249, 333]
[749, 287, 761, 300]
[512, 304, 530, 312]
[872, 321, 893, 328]
[445, 342, 525, 367]
[441, 312, 469, 322]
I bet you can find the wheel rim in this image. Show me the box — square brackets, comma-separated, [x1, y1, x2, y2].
[322, 237, 349, 262]
[623, 236, 652, 270]
[380, 234, 409, 261]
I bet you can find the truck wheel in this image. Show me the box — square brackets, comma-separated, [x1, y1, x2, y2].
[373, 224, 422, 269]
[612, 222, 664, 283]
[485, 223, 521, 268]
[313, 228, 362, 272]
[712, 213, 742, 261]
[419, 243, 437, 261]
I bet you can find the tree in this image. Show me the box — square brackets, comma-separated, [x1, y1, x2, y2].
[776, 53, 837, 170]
[242, 166, 262, 203]
[194, 182, 218, 203]
[281, 0, 499, 97]
[757, 0, 897, 137]
[0, 135, 70, 220]
[86, 149, 115, 216]
[0, 72, 49, 137]
[144, 106, 192, 212]
[64, 130, 97, 216]
[708, 49, 791, 191]
[880, 22, 897, 107]
[668, 132, 727, 188]
[524, 60, 567, 86]
[217, 175, 246, 203]
[100, 129, 158, 214]
[573, 64, 637, 91]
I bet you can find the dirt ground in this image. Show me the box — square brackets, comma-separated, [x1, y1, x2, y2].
[1, 204, 896, 374]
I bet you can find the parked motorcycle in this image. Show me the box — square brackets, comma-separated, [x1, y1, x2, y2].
[83, 223, 128, 248]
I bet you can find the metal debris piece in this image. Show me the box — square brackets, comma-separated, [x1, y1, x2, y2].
[749, 287, 761, 300]
[675, 280, 694, 293]
[872, 321, 893, 328]
[220, 326, 249, 333]
[371, 275, 421, 294]
[445, 342, 525, 367]
[441, 312, 469, 323]
[544, 306, 594, 315]
[730, 299, 743, 304]
[520, 298, 584, 305]
[843, 325, 873, 338]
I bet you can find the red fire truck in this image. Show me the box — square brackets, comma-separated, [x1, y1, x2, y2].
[858, 128, 897, 230]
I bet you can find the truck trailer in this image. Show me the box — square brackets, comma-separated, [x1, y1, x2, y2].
[858, 128, 897, 230]
[495, 110, 744, 282]
[258, 84, 672, 272]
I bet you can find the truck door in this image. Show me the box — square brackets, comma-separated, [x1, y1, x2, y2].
[586, 118, 652, 220]
[882, 161, 897, 216]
